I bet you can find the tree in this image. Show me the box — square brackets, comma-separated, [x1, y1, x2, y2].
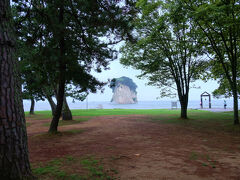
[121, 0, 206, 118]
[16, 0, 136, 133]
[17, 41, 66, 117]
[15, 22, 47, 115]
[20, 56, 44, 115]
[0, 0, 32, 179]
[187, 0, 240, 124]
[45, 93, 57, 115]
[210, 61, 240, 99]
[22, 91, 36, 115]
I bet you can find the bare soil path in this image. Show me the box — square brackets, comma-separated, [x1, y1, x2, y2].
[27, 115, 240, 180]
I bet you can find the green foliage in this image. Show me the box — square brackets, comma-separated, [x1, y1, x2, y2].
[14, 0, 137, 131]
[17, 41, 47, 101]
[120, 0, 208, 119]
[14, 1, 136, 115]
[212, 78, 240, 99]
[15, 0, 136, 94]
[210, 62, 240, 98]
[121, 0, 206, 100]
[110, 76, 137, 93]
[187, 0, 240, 123]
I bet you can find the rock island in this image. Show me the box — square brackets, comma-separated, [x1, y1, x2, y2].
[110, 76, 137, 104]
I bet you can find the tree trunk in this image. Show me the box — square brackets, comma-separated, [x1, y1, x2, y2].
[232, 61, 239, 124]
[46, 95, 56, 116]
[180, 99, 188, 119]
[62, 96, 72, 120]
[52, 90, 72, 120]
[48, 78, 65, 133]
[0, 1, 33, 179]
[178, 94, 188, 119]
[29, 98, 35, 115]
[232, 87, 239, 125]
[48, 5, 66, 133]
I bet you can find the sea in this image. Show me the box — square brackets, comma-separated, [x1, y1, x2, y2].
[23, 99, 239, 112]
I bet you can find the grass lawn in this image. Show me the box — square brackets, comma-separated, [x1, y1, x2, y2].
[25, 109, 240, 134]
[32, 156, 115, 180]
[42, 117, 90, 127]
[26, 109, 182, 118]
[149, 110, 240, 134]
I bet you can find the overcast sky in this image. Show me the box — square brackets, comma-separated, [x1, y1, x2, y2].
[88, 59, 219, 102]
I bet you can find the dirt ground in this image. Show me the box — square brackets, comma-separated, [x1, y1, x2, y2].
[27, 115, 240, 180]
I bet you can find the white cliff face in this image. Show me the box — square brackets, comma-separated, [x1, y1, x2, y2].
[111, 83, 137, 104]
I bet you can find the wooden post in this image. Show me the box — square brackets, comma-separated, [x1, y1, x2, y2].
[209, 95, 211, 108]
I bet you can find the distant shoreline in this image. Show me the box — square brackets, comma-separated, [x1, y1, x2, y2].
[23, 99, 239, 112]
